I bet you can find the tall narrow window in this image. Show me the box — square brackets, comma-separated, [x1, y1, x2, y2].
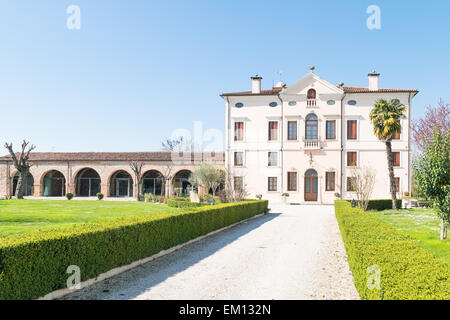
[394, 177, 400, 192]
[347, 177, 355, 191]
[393, 152, 400, 167]
[234, 152, 243, 166]
[307, 89, 316, 99]
[268, 177, 277, 192]
[305, 114, 318, 140]
[234, 122, 244, 141]
[288, 121, 297, 140]
[234, 177, 243, 191]
[347, 120, 357, 140]
[268, 152, 278, 166]
[326, 120, 336, 140]
[393, 130, 400, 140]
[326, 172, 335, 191]
[268, 121, 278, 141]
[287, 172, 297, 191]
[347, 152, 357, 166]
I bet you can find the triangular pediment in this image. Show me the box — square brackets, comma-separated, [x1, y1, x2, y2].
[281, 72, 344, 98]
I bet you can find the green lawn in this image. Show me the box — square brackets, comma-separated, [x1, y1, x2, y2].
[371, 208, 450, 265]
[0, 200, 176, 237]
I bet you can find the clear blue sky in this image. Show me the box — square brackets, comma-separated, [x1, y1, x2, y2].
[0, 0, 448, 152]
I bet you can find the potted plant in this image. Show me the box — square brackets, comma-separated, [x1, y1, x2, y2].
[334, 192, 341, 199]
[66, 193, 74, 200]
[281, 193, 289, 204]
[96, 192, 104, 200]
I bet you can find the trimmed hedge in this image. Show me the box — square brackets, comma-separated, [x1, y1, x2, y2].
[347, 199, 402, 211]
[0, 200, 268, 300]
[166, 198, 206, 208]
[335, 200, 450, 300]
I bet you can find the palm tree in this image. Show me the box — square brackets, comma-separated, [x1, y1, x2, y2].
[369, 99, 406, 210]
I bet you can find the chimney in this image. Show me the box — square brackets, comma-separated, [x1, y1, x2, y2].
[251, 75, 262, 94]
[368, 70, 380, 91]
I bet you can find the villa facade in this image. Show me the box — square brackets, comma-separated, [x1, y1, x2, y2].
[221, 70, 418, 204]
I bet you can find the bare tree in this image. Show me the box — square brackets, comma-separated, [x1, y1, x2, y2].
[159, 164, 174, 197]
[161, 136, 192, 152]
[350, 166, 376, 211]
[223, 168, 248, 202]
[129, 161, 144, 200]
[4, 140, 36, 199]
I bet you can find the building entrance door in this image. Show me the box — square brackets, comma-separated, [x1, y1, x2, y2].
[304, 169, 318, 202]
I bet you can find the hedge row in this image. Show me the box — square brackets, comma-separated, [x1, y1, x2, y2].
[347, 199, 402, 211]
[0, 200, 268, 300]
[335, 200, 450, 300]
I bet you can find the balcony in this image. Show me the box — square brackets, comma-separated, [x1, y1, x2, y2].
[306, 99, 317, 108]
[303, 139, 321, 150]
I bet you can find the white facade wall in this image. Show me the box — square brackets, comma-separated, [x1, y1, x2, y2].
[224, 72, 416, 204]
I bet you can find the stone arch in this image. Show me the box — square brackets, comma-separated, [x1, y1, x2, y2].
[73, 168, 101, 197]
[109, 170, 133, 197]
[41, 170, 66, 196]
[172, 169, 192, 197]
[141, 170, 164, 196]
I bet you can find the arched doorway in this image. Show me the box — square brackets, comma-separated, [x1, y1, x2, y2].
[109, 170, 133, 197]
[74, 168, 101, 197]
[12, 172, 34, 196]
[305, 114, 318, 140]
[304, 169, 318, 202]
[42, 170, 66, 196]
[142, 170, 164, 195]
[172, 170, 192, 197]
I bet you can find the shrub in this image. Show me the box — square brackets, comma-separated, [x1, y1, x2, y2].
[335, 200, 450, 300]
[96, 193, 104, 201]
[0, 200, 268, 300]
[66, 193, 73, 200]
[347, 199, 402, 211]
[166, 198, 206, 208]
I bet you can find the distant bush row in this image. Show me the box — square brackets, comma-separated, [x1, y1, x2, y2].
[335, 200, 450, 300]
[0, 200, 268, 300]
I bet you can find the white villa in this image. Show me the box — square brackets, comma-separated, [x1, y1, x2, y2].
[221, 69, 418, 204]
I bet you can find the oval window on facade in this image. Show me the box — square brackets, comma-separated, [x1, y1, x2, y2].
[327, 100, 335, 105]
[288, 101, 297, 106]
[348, 100, 357, 106]
[393, 99, 400, 105]
[235, 102, 244, 108]
[269, 102, 278, 107]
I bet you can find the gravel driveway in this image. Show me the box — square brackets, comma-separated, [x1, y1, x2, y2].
[62, 205, 359, 300]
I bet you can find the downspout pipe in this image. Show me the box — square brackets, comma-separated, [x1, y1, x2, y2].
[277, 93, 284, 194]
[340, 92, 346, 198]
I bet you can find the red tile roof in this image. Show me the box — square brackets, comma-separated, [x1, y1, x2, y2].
[342, 86, 419, 93]
[0, 152, 224, 162]
[221, 87, 283, 96]
[221, 86, 418, 96]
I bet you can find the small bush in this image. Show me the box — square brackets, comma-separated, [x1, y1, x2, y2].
[166, 198, 206, 208]
[0, 200, 268, 300]
[335, 200, 450, 300]
[96, 193, 104, 200]
[347, 199, 402, 211]
[66, 193, 73, 200]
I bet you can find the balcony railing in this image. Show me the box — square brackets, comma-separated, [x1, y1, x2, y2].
[303, 139, 321, 150]
[306, 99, 317, 108]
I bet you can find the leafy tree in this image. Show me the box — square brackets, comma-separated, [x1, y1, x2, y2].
[189, 163, 223, 196]
[4, 140, 36, 199]
[369, 99, 406, 210]
[414, 131, 450, 240]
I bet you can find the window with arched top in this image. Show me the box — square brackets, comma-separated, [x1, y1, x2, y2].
[307, 89, 316, 99]
[305, 114, 318, 140]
